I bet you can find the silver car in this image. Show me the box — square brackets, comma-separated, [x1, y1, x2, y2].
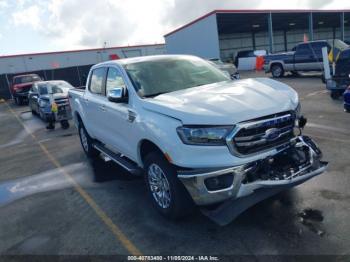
[28, 80, 73, 129]
[208, 58, 240, 80]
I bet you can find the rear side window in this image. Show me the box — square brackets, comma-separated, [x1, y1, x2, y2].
[310, 42, 330, 54]
[296, 44, 311, 52]
[89, 68, 107, 95]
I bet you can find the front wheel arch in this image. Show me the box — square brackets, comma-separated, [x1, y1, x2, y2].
[138, 139, 166, 168]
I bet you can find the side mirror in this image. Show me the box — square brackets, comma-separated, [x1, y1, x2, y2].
[107, 87, 128, 103]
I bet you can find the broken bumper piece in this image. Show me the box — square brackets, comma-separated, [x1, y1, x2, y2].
[178, 136, 328, 225]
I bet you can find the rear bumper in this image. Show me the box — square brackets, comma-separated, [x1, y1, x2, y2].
[178, 136, 327, 206]
[326, 79, 349, 91]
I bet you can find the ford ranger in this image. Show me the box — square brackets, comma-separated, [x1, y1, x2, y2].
[69, 55, 327, 224]
[264, 41, 330, 78]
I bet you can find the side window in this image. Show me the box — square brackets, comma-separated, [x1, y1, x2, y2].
[311, 42, 327, 54]
[106, 67, 126, 95]
[89, 67, 107, 95]
[296, 44, 311, 53]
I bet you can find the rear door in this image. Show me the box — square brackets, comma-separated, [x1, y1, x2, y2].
[83, 67, 108, 140]
[310, 42, 330, 71]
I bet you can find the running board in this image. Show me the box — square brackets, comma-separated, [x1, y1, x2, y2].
[93, 143, 142, 175]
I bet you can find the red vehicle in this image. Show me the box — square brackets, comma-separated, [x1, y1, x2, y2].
[11, 74, 42, 105]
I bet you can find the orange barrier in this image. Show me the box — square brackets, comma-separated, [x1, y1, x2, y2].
[255, 56, 264, 71]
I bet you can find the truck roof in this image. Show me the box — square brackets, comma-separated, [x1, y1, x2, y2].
[96, 54, 197, 67]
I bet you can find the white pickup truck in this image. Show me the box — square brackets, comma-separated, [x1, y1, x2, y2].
[69, 55, 327, 224]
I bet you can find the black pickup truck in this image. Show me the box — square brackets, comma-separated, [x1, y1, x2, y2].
[264, 41, 331, 77]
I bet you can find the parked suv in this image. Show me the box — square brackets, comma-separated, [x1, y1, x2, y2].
[69, 55, 327, 224]
[264, 41, 331, 77]
[11, 74, 42, 105]
[28, 80, 73, 129]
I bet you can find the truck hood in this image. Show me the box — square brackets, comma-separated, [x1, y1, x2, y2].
[142, 78, 299, 125]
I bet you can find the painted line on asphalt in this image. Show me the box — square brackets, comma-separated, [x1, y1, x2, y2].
[4, 101, 142, 256]
[300, 90, 328, 100]
[307, 122, 349, 134]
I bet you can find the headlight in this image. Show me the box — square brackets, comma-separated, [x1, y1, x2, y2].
[39, 99, 50, 108]
[176, 126, 233, 146]
[295, 102, 301, 118]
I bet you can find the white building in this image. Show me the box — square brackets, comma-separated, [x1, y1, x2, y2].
[165, 10, 350, 61]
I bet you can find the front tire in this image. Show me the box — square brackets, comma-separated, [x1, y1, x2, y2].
[271, 64, 284, 78]
[144, 152, 194, 219]
[78, 122, 99, 159]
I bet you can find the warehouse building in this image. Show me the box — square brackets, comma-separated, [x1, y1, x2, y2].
[0, 44, 165, 99]
[165, 10, 350, 62]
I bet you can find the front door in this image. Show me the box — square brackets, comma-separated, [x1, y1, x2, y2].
[100, 67, 137, 160]
[294, 43, 317, 71]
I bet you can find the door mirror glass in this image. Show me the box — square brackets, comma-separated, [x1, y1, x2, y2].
[107, 87, 128, 103]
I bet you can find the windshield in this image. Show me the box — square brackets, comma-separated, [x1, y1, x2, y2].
[14, 75, 41, 84]
[124, 56, 229, 98]
[38, 81, 73, 95]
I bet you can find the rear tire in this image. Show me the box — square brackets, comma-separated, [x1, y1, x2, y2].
[78, 122, 99, 159]
[144, 152, 194, 220]
[330, 91, 341, 100]
[271, 64, 284, 78]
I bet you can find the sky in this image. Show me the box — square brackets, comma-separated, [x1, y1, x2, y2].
[0, 0, 349, 55]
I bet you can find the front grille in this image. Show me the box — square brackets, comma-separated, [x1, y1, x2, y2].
[229, 111, 296, 155]
[55, 98, 69, 106]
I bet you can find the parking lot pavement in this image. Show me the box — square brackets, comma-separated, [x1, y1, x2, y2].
[0, 73, 350, 257]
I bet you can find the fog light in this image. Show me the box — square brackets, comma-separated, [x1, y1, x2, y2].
[204, 174, 234, 191]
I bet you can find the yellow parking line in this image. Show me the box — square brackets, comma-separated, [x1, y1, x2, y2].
[4, 101, 142, 256]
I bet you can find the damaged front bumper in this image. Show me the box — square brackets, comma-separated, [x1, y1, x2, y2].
[178, 136, 328, 209]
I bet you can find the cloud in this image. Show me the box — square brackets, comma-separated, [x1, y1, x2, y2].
[12, 5, 41, 29]
[6, 0, 350, 51]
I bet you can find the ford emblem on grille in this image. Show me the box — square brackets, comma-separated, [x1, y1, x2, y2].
[263, 128, 280, 141]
